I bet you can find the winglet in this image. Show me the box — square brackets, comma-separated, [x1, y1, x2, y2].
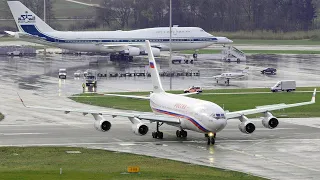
[17, 92, 27, 107]
[311, 88, 316, 103]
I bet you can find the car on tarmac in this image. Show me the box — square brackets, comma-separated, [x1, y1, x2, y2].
[74, 70, 82, 78]
[184, 86, 202, 93]
[261, 68, 277, 75]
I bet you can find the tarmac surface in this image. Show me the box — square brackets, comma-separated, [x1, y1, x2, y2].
[0, 53, 320, 179]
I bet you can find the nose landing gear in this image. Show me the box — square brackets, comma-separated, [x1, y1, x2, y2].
[205, 133, 216, 145]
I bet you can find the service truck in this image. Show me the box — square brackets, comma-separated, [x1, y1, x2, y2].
[271, 80, 296, 92]
[58, 69, 67, 79]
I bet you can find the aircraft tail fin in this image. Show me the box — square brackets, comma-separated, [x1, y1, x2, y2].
[7, 1, 55, 33]
[145, 40, 165, 93]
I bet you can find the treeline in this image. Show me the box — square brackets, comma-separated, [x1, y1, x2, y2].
[94, 0, 317, 32]
[1, 0, 318, 33]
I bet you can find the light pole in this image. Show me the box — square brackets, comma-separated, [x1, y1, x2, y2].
[44, 0, 46, 22]
[169, 0, 172, 90]
[44, 0, 46, 55]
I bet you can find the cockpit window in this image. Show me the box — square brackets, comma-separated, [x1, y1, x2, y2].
[210, 113, 225, 119]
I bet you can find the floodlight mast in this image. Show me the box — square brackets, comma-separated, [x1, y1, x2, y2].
[169, 0, 172, 90]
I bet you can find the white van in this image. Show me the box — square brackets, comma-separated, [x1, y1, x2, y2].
[271, 80, 296, 92]
[58, 69, 67, 79]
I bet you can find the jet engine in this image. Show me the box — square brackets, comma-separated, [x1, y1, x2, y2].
[94, 120, 112, 132]
[150, 47, 160, 57]
[262, 112, 279, 129]
[131, 123, 149, 136]
[140, 47, 161, 57]
[238, 116, 255, 134]
[123, 47, 140, 56]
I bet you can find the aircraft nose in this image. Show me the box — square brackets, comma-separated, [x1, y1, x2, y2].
[209, 117, 227, 132]
[228, 39, 233, 43]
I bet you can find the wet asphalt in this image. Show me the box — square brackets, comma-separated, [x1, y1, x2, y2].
[0, 53, 320, 179]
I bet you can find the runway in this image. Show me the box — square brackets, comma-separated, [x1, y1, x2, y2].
[0, 53, 320, 179]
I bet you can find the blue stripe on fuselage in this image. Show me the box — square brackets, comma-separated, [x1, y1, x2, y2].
[152, 108, 209, 132]
[20, 25, 218, 44]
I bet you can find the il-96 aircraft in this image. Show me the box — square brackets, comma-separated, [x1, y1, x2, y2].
[19, 40, 316, 145]
[7, 1, 232, 61]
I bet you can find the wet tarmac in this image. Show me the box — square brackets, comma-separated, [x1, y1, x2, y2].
[0, 53, 320, 179]
[0, 53, 319, 97]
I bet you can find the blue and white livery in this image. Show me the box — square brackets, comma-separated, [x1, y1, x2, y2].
[7, 1, 232, 57]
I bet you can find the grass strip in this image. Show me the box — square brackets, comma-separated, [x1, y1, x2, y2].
[0, 147, 265, 180]
[70, 87, 319, 118]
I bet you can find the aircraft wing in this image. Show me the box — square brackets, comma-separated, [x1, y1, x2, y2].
[226, 89, 316, 119]
[4, 31, 16, 36]
[213, 75, 223, 79]
[18, 94, 179, 124]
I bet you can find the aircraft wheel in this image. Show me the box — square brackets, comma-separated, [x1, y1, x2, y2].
[152, 132, 157, 138]
[176, 130, 181, 137]
[158, 132, 163, 139]
[181, 130, 187, 138]
[210, 137, 215, 145]
[207, 138, 211, 145]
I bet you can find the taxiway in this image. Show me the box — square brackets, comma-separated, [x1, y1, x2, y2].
[0, 53, 320, 179]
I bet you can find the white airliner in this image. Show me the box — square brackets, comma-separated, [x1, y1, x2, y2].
[7, 1, 232, 60]
[213, 67, 249, 85]
[19, 40, 316, 145]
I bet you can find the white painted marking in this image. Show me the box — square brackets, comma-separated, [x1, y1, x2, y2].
[0, 133, 48, 136]
[119, 143, 138, 146]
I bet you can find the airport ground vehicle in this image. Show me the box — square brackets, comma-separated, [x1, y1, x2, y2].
[85, 72, 97, 87]
[261, 68, 277, 75]
[74, 70, 82, 78]
[58, 69, 67, 79]
[271, 80, 296, 92]
[184, 86, 202, 93]
[171, 56, 193, 64]
[7, 50, 22, 56]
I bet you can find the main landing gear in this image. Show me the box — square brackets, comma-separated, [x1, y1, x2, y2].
[176, 129, 187, 138]
[205, 133, 216, 145]
[225, 79, 230, 85]
[152, 122, 164, 139]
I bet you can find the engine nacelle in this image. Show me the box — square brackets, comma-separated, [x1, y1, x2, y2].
[150, 47, 160, 57]
[123, 47, 140, 56]
[131, 123, 149, 136]
[238, 116, 255, 134]
[94, 120, 112, 132]
[262, 113, 279, 129]
[239, 121, 256, 134]
[140, 47, 161, 57]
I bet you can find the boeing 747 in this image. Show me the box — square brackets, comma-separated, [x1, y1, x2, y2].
[7, 1, 232, 61]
